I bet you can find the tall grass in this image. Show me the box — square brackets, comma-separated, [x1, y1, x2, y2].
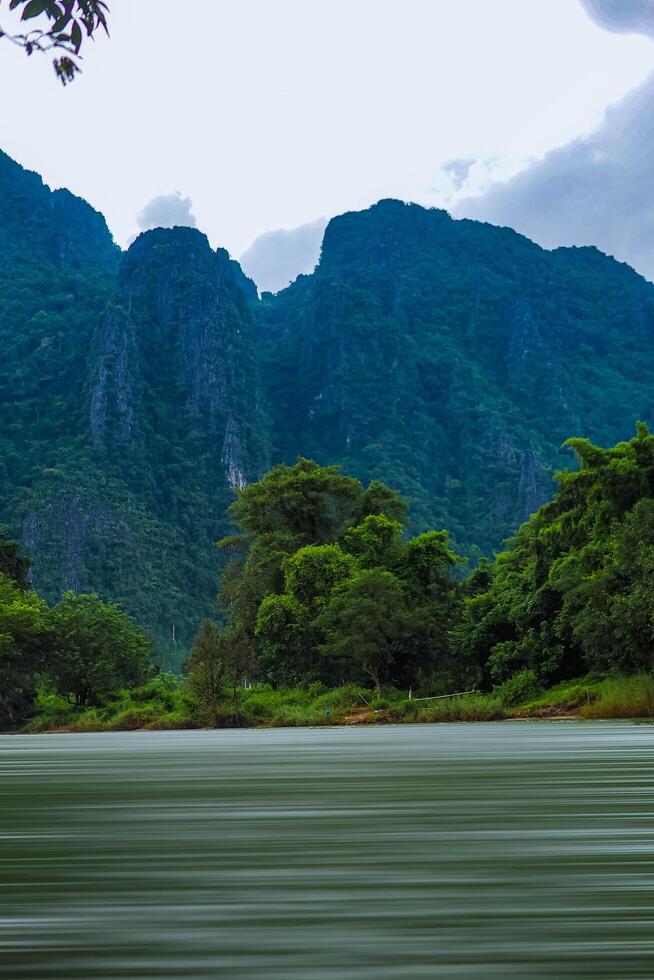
[580, 674, 654, 719]
[411, 693, 505, 722]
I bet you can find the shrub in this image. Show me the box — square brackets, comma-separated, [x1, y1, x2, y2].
[495, 669, 542, 707]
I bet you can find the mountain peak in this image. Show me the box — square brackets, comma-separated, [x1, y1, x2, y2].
[0, 149, 117, 272]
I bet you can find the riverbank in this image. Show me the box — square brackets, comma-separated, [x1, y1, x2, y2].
[23, 673, 654, 733]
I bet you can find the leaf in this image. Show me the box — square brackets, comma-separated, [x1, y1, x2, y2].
[51, 11, 72, 32]
[21, 0, 51, 20]
[53, 53, 79, 84]
[70, 18, 81, 51]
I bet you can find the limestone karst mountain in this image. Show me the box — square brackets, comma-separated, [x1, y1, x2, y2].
[3, 151, 654, 660]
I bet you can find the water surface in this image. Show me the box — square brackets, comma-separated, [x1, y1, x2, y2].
[1, 722, 653, 978]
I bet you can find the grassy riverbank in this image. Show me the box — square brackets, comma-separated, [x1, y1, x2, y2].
[26, 673, 654, 732]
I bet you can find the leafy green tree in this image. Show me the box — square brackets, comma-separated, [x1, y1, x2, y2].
[343, 514, 403, 569]
[0, 0, 109, 83]
[0, 527, 31, 589]
[401, 530, 460, 596]
[354, 480, 407, 525]
[229, 457, 363, 545]
[220, 458, 463, 690]
[461, 424, 654, 685]
[219, 459, 370, 673]
[255, 593, 310, 686]
[283, 544, 356, 606]
[0, 571, 50, 728]
[254, 545, 355, 685]
[186, 619, 256, 723]
[316, 569, 407, 691]
[48, 592, 152, 705]
[185, 620, 226, 722]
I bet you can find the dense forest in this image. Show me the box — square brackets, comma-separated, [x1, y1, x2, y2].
[4, 150, 654, 667]
[2, 426, 654, 731]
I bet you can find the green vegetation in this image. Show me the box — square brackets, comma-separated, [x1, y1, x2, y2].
[0, 542, 153, 729]
[218, 458, 462, 695]
[6, 431, 654, 731]
[2, 148, 654, 724]
[26, 674, 654, 732]
[260, 199, 654, 564]
[4, 154, 654, 667]
[461, 423, 654, 686]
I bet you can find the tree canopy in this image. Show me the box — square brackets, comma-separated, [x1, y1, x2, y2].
[0, 532, 153, 728]
[220, 458, 463, 690]
[460, 424, 654, 687]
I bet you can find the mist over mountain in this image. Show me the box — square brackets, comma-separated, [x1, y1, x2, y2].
[3, 149, 654, 661]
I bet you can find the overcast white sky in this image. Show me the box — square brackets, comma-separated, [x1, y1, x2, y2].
[0, 0, 653, 256]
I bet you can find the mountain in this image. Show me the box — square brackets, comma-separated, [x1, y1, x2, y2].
[260, 199, 654, 556]
[0, 152, 266, 664]
[3, 151, 654, 658]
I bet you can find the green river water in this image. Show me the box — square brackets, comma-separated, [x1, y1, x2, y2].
[1, 722, 653, 978]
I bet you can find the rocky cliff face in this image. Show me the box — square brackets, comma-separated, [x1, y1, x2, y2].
[90, 228, 265, 492]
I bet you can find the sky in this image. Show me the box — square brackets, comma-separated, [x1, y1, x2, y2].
[0, 0, 653, 280]
[456, 0, 654, 282]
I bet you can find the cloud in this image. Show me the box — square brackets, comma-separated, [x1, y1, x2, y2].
[580, 0, 654, 36]
[239, 217, 328, 294]
[441, 158, 475, 191]
[136, 192, 197, 233]
[454, 0, 654, 282]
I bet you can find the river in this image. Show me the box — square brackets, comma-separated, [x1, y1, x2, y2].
[1, 722, 653, 978]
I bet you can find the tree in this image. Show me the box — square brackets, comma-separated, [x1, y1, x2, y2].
[229, 457, 363, 545]
[253, 544, 357, 685]
[316, 569, 407, 691]
[218, 459, 373, 675]
[283, 544, 356, 606]
[48, 592, 152, 705]
[255, 593, 310, 686]
[0, 571, 50, 728]
[0, 0, 109, 84]
[0, 527, 31, 589]
[343, 514, 403, 569]
[460, 424, 654, 686]
[185, 619, 227, 723]
[186, 619, 256, 723]
[218, 458, 463, 691]
[354, 480, 407, 525]
[401, 530, 460, 596]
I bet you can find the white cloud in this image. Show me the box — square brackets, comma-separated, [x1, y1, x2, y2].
[136, 192, 196, 233]
[453, 1, 654, 281]
[239, 218, 328, 294]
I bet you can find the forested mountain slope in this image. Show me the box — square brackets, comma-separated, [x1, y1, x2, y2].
[2, 152, 654, 657]
[0, 152, 266, 662]
[261, 199, 654, 556]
